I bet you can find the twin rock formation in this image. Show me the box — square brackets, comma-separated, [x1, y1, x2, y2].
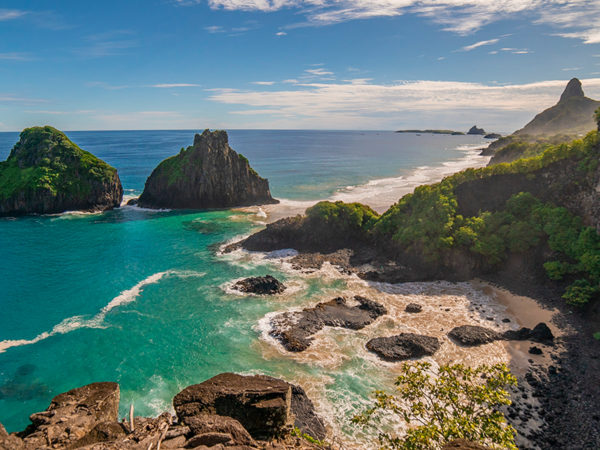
[0, 127, 276, 216]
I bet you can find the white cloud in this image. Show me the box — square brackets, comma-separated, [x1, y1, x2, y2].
[151, 83, 201, 88]
[305, 68, 333, 76]
[461, 38, 499, 51]
[192, 0, 600, 43]
[252, 81, 276, 85]
[276, 31, 287, 35]
[207, 77, 600, 129]
[205, 25, 225, 33]
[0, 9, 26, 21]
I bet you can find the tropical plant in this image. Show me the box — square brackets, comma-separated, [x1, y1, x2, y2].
[352, 362, 517, 449]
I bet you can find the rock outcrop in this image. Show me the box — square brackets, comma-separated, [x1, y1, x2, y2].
[467, 126, 486, 135]
[0, 126, 123, 216]
[269, 296, 387, 352]
[366, 333, 440, 361]
[137, 129, 278, 209]
[232, 275, 286, 295]
[405, 303, 423, 313]
[0, 374, 326, 449]
[448, 323, 554, 347]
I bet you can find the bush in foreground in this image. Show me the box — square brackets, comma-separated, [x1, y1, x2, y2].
[353, 362, 517, 449]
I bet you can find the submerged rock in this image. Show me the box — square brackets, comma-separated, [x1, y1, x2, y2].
[233, 275, 286, 295]
[270, 296, 387, 352]
[137, 129, 278, 209]
[366, 333, 440, 361]
[448, 325, 501, 346]
[0, 126, 123, 216]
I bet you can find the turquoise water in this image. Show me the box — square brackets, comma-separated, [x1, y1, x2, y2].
[0, 130, 489, 437]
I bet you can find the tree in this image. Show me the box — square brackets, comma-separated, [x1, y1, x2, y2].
[352, 362, 517, 449]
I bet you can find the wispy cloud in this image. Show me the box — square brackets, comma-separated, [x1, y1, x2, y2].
[151, 83, 201, 88]
[182, 1, 600, 43]
[75, 30, 138, 58]
[0, 94, 47, 104]
[305, 68, 333, 76]
[276, 31, 287, 36]
[0, 52, 33, 61]
[205, 25, 225, 33]
[252, 81, 275, 85]
[461, 38, 499, 52]
[86, 81, 130, 90]
[207, 77, 600, 129]
[0, 9, 27, 21]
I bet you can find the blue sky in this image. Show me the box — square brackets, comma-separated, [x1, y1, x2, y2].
[1, 0, 600, 131]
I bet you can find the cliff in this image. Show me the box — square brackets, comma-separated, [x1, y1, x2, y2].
[485, 79, 600, 164]
[137, 129, 278, 209]
[0, 126, 123, 216]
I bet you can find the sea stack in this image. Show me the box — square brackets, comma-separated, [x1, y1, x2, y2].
[137, 129, 278, 209]
[0, 126, 123, 216]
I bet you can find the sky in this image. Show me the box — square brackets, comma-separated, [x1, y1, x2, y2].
[1, 0, 600, 131]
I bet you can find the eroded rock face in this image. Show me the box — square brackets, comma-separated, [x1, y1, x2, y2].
[233, 275, 286, 295]
[19, 382, 120, 449]
[137, 129, 278, 209]
[185, 414, 256, 447]
[366, 333, 440, 362]
[270, 296, 387, 352]
[173, 373, 292, 440]
[290, 385, 327, 441]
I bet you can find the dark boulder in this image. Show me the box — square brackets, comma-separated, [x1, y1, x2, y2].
[484, 133, 502, 139]
[173, 373, 292, 440]
[448, 325, 501, 346]
[367, 333, 440, 361]
[405, 303, 423, 313]
[502, 322, 554, 344]
[529, 346, 543, 355]
[233, 275, 286, 295]
[269, 296, 387, 352]
[137, 129, 278, 209]
[290, 385, 327, 441]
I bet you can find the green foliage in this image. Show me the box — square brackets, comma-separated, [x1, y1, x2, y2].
[290, 427, 326, 447]
[306, 201, 379, 236]
[595, 108, 600, 130]
[0, 126, 118, 200]
[352, 362, 517, 449]
[593, 332, 600, 340]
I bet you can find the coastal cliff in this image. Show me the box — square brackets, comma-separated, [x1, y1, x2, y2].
[0, 126, 123, 216]
[484, 78, 600, 164]
[137, 129, 278, 209]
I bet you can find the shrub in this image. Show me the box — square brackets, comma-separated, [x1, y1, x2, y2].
[352, 362, 517, 449]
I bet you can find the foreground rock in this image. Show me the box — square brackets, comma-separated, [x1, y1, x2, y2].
[233, 275, 286, 295]
[448, 323, 554, 347]
[0, 126, 123, 216]
[405, 303, 422, 313]
[270, 296, 387, 352]
[137, 129, 278, 209]
[367, 333, 440, 361]
[1, 374, 326, 449]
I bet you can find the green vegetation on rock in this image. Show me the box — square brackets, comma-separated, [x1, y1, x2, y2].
[352, 362, 517, 449]
[0, 126, 118, 201]
[306, 201, 379, 235]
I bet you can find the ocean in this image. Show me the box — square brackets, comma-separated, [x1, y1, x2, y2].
[0, 130, 514, 445]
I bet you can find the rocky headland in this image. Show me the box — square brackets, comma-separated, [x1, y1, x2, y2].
[226, 126, 600, 447]
[483, 78, 600, 164]
[0, 126, 123, 216]
[137, 129, 278, 210]
[0, 373, 327, 449]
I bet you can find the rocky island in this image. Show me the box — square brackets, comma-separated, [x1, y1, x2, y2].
[0, 126, 123, 216]
[137, 129, 278, 209]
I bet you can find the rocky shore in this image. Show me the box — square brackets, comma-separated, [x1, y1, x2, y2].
[0, 373, 327, 449]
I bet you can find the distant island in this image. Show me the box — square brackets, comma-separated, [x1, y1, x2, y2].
[396, 126, 501, 139]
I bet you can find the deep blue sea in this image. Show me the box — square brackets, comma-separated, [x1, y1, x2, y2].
[0, 130, 501, 443]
